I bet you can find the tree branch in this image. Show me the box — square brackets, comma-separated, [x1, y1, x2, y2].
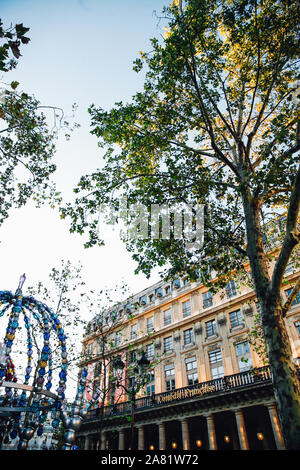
[282, 275, 300, 317]
[269, 166, 300, 298]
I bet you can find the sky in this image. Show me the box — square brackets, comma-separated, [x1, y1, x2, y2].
[0, 0, 169, 317]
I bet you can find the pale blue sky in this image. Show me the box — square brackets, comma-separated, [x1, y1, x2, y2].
[0, 0, 169, 310]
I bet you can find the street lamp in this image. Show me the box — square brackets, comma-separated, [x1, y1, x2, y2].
[112, 350, 150, 450]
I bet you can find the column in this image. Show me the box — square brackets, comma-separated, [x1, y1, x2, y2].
[267, 403, 286, 450]
[206, 414, 217, 450]
[158, 422, 166, 450]
[181, 418, 190, 450]
[101, 430, 107, 450]
[138, 426, 145, 450]
[118, 429, 125, 450]
[234, 409, 249, 450]
[84, 435, 90, 450]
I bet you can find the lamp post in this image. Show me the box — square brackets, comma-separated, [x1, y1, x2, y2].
[112, 351, 150, 450]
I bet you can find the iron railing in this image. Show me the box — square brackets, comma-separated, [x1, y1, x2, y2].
[85, 366, 274, 421]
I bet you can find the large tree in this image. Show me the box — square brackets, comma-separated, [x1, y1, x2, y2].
[0, 20, 78, 228]
[63, 0, 300, 448]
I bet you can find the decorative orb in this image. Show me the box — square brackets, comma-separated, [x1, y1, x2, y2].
[0, 278, 69, 449]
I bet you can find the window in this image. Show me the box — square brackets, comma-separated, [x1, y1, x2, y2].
[183, 299, 191, 318]
[128, 376, 135, 389]
[129, 350, 136, 363]
[166, 379, 176, 391]
[183, 328, 194, 345]
[164, 364, 175, 390]
[256, 302, 262, 317]
[285, 288, 300, 306]
[148, 371, 155, 382]
[146, 343, 154, 358]
[235, 341, 253, 372]
[139, 295, 147, 306]
[285, 262, 293, 274]
[226, 280, 237, 298]
[203, 291, 213, 309]
[209, 349, 224, 379]
[149, 294, 154, 303]
[165, 285, 171, 295]
[131, 324, 137, 339]
[115, 331, 121, 347]
[206, 319, 217, 337]
[164, 309, 172, 326]
[93, 378, 100, 396]
[183, 278, 189, 286]
[164, 336, 173, 353]
[87, 343, 93, 356]
[146, 371, 155, 395]
[294, 321, 300, 336]
[187, 372, 198, 385]
[279, 217, 286, 233]
[185, 356, 197, 371]
[164, 363, 175, 377]
[95, 362, 102, 377]
[230, 309, 243, 328]
[146, 384, 155, 395]
[147, 317, 154, 333]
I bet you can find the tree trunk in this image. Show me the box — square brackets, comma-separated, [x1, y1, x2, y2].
[261, 295, 300, 449]
[242, 194, 300, 449]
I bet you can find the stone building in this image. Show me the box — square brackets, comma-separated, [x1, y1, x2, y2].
[77, 244, 300, 450]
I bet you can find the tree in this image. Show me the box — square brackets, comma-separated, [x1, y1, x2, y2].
[62, 0, 300, 448]
[26, 259, 88, 381]
[0, 20, 30, 71]
[0, 19, 78, 228]
[81, 285, 161, 450]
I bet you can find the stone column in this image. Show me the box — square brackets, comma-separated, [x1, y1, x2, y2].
[101, 430, 107, 450]
[158, 422, 166, 450]
[138, 426, 145, 450]
[181, 418, 190, 450]
[234, 409, 249, 450]
[118, 429, 125, 450]
[84, 434, 90, 450]
[206, 414, 217, 450]
[267, 403, 285, 450]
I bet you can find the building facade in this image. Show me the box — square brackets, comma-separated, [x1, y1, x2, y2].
[77, 254, 300, 451]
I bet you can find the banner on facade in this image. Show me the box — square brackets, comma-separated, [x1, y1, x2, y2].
[156, 384, 216, 404]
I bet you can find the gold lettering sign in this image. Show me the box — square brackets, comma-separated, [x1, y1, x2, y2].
[157, 385, 216, 404]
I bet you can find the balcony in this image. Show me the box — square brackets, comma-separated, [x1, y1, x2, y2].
[85, 366, 291, 423]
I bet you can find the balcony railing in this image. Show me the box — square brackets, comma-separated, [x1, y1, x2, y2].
[85, 367, 276, 421]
